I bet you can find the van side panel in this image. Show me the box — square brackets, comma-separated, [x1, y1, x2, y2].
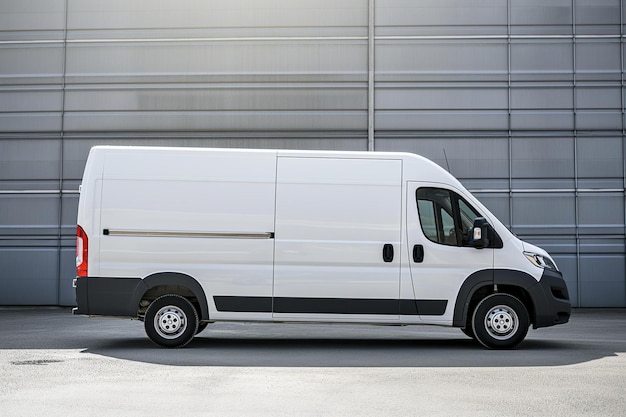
[272, 156, 403, 321]
[96, 148, 277, 320]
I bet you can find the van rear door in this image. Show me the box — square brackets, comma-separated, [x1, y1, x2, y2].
[273, 156, 403, 320]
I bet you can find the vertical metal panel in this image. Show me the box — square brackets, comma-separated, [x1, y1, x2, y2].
[510, 40, 574, 81]
[0, 139, 61, 182]
[0, 249, 59, 305]
[511, 193, 577, 235]
[578, 193, 625, 234]
[576, 40, 621, 76]
[579, 254, 626, 307]
[577, 137, 624, 178]
[511, 137, 575, 178]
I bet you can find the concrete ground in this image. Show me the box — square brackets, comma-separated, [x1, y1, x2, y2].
[0, 308, 625, 416]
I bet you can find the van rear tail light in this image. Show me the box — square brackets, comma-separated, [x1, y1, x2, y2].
[76, 226, 88, 277]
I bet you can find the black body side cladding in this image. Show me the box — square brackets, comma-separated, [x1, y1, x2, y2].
[213, 296, 448, 316]
[452, 269, 494, 327]
[129, 272, 210, 320]
[74, 272, 209, 320]
[452, 268, 571, 328]
[525, 269, 571, 328]
[73, 276, 141, 317]
[214, 296, 273, 313]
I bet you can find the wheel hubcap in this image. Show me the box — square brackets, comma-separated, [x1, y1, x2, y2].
[485, 305, 518, 340]
[154, 305, 187, 340]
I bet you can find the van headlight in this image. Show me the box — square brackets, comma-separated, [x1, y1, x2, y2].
[524, 252, 558, 271]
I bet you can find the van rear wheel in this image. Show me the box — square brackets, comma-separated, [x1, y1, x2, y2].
[472, 294, 529, 349]
[144, 294, 198, 348]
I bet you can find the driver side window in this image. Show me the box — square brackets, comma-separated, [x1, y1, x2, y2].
[416, 187, 480, 247]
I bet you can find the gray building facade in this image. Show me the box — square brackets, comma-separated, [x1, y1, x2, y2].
[1, 0, 625, 307]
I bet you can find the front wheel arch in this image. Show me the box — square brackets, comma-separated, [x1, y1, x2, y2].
[453, 269, 539, 328]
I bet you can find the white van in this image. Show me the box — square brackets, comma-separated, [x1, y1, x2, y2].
[74, 146, 570, 349]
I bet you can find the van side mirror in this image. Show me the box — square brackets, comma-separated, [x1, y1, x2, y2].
[471, 217, 490, 249]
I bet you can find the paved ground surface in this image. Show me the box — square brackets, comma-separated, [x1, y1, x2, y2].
[0, 308, 625, 416]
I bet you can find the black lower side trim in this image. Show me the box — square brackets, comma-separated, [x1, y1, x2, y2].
[214, 296, 447, 316]
[274, 297, 399, 315]
[213, 296, 272, 313]
[413, 299, 448, 315]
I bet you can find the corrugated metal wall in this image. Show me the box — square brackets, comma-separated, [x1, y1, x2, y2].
[1, 0, 624, 307]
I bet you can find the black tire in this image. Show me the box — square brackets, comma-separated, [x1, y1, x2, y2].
[472, 294, 529, 349]
[144, 294, 198, 348]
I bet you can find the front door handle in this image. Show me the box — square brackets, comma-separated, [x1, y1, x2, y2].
[413, 244, 424, 263]
[382, 244, 394, 263]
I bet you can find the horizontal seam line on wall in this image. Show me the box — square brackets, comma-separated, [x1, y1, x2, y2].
[0, 190, 79, 194]
[1, 34, 624, 46]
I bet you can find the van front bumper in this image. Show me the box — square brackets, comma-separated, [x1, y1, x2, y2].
[531, 269, 571, 329]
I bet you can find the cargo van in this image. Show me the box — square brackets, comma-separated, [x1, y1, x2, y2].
[74, 146, 570, 349]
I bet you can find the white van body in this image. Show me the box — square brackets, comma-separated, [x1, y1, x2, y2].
[74, 146, 570, 348]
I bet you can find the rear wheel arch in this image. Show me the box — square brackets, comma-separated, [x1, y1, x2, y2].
[130, 272, 209, 321]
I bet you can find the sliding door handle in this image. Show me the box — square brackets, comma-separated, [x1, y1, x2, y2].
[382, 244, 394, 263]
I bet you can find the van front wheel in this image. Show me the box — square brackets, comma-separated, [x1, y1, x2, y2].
[472, 294, 529, 349]
[144, 294, 198, 348]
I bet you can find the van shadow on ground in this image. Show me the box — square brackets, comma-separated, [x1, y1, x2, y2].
[81, 323, 621, 368]
[3, 308, 624, 368]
